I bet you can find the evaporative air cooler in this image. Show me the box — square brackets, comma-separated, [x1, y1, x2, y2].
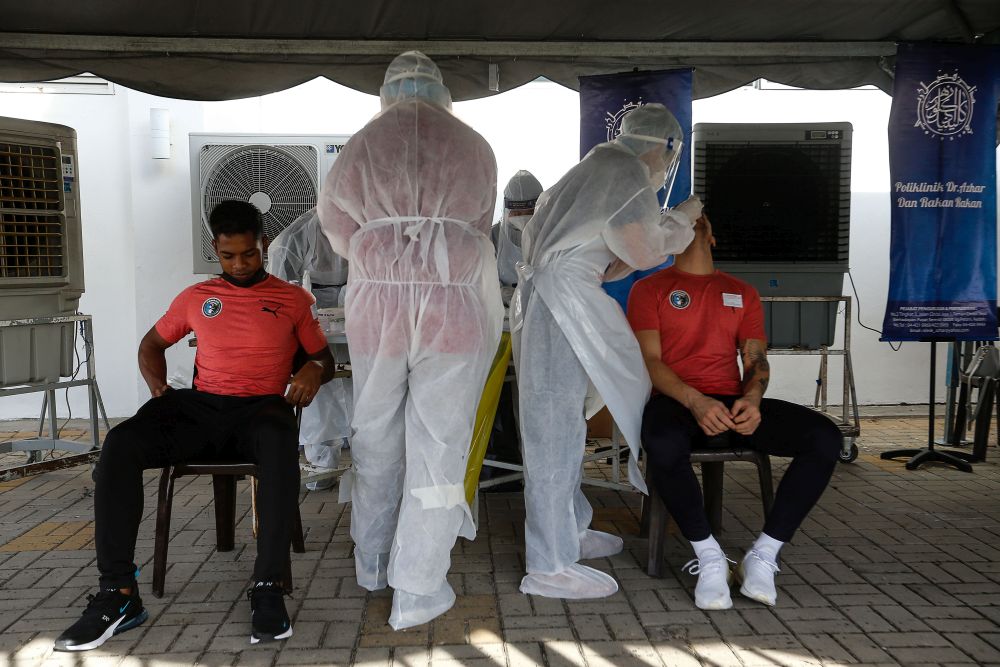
[693, 122, 853, 348]
[0, 116, 85, 385]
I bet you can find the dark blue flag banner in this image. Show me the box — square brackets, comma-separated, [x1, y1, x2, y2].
[882, 43, 999, 341]
[579, 68, 693, 208]
[580, 69, 692, 309]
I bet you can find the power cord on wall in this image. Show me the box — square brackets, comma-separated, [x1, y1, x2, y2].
[848, 270, 902, 351]
[55, 321, 92, 441]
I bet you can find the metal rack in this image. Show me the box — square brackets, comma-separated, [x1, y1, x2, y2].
[762, 296, 861, 462]
[0, 314, 110, 481]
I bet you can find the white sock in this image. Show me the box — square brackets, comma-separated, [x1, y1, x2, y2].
[751, 533, 784, 563]
[691, 535, 724, 561]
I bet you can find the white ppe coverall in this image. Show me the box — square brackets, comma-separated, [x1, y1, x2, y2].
[492, 170, 544, 291]
[267, 208, 352, 470]
[511, 103, 697, 599]
[318, 51, 503, 629]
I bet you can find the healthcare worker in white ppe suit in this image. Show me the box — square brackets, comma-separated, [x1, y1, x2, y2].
[492, 170, 543, 304]
[267, 207, 352, 491]
[317, 51, 503, 629]
[511, 103, 702, 599]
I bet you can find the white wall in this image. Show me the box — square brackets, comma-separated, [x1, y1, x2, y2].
[0, 75, 972, 418]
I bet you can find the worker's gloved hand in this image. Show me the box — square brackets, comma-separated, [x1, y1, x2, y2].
[673, 196, 703, 225]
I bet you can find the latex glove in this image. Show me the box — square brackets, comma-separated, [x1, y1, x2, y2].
[673, 196, 703, 226]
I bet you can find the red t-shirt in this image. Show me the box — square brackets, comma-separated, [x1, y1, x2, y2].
[627, 267, 766, 396]
[155, 275, 328, 397]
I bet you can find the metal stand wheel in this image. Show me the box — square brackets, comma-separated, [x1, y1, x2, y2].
[838, 438, 859, 463]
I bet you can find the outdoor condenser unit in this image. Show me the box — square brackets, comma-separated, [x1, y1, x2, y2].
[0, 117, 84, 385]
[189, 133, 351, 274]
[692, 122, 852, 348]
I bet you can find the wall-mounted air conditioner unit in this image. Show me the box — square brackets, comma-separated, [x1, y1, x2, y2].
[0, 116, 84, 384]
[693, 122, 853, 348]
[189, 134, 351, 274]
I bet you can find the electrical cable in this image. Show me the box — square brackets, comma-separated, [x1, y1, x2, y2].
[848, 270, 902, 351]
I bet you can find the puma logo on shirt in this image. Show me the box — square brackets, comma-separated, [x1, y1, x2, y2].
[260, 302, 284, 318]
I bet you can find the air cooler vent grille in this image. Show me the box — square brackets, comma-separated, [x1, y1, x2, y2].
[0, 142, 61, 211]
[200, 144, 317, 263]
[696, 141, 850, 264]
[0, 142, 65, 278]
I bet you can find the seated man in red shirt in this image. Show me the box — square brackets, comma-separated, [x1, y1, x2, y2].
[55, 200, 336, 651]
[627, 216, 841, 610]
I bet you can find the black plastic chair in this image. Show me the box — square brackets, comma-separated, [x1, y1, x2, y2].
[642, 432, 774, 578]
[151, 459, 306, 598]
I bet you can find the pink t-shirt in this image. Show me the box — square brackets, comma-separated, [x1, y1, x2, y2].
[155, 275, 327, 397]
[627, 267, 766, 396]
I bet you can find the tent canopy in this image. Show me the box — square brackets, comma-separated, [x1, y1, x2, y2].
[0, 1, 997, 101]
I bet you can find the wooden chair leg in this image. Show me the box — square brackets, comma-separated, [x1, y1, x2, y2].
[152, 468, 175, 599]
[212, 474, 237, 552]
[646, 484, 667, 577]
[701, 461, 724, 535]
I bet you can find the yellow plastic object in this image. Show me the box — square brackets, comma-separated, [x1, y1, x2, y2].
[464, 332, 512, 505]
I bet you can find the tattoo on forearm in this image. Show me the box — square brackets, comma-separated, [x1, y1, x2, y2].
[741, 342, 770, 395]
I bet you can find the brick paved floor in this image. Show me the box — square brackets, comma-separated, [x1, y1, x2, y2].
[1, 416, 1000, 666]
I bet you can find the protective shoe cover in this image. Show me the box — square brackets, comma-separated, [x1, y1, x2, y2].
[738, 549, 780, 606]
[318, 50, 502, 628]
[520, 563, 618, 599]
[388, 582, 457, 630]
[354, 548, 389, 591]
[494, 170, 543, 287]
[683, 551, 734, 610]
[579, 529, 624, 559]
[267, 208, 353, 449]
[304, 437, 345, 491]
[510, 103, 694, 579]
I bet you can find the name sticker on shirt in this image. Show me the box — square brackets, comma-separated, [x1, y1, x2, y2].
[722, 293, 743, 308]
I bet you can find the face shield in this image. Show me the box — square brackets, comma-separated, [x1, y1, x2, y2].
[502, 170, 543, 232]
[656, 136, 684, 202]
[615, 103, 684, 200]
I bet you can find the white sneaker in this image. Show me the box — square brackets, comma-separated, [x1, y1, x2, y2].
[682, 550, 734, 610]
[738, 549, 780, 606]
[519, 563, 618, 599]
[579, 529, 624, 559]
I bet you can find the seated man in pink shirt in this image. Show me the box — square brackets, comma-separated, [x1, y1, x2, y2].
[55, 200, 336, 651]
[627, 216, 841, 610]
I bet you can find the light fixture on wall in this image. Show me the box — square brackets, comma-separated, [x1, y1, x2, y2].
[488, 63, 500, 93]
[150, 108, 171, 159]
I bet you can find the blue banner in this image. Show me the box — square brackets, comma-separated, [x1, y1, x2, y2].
[882, 43, 999, 341]
[580, 69, 692, 309]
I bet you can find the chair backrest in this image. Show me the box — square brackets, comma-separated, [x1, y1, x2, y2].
[965, 344, 1000, 379]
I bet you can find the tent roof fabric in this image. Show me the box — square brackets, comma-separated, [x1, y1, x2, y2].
[0, 0, 997, 101]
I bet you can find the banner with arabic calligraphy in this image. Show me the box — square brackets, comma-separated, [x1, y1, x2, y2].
[881, 43, 999, 341]
[579, 69, 693, 310]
